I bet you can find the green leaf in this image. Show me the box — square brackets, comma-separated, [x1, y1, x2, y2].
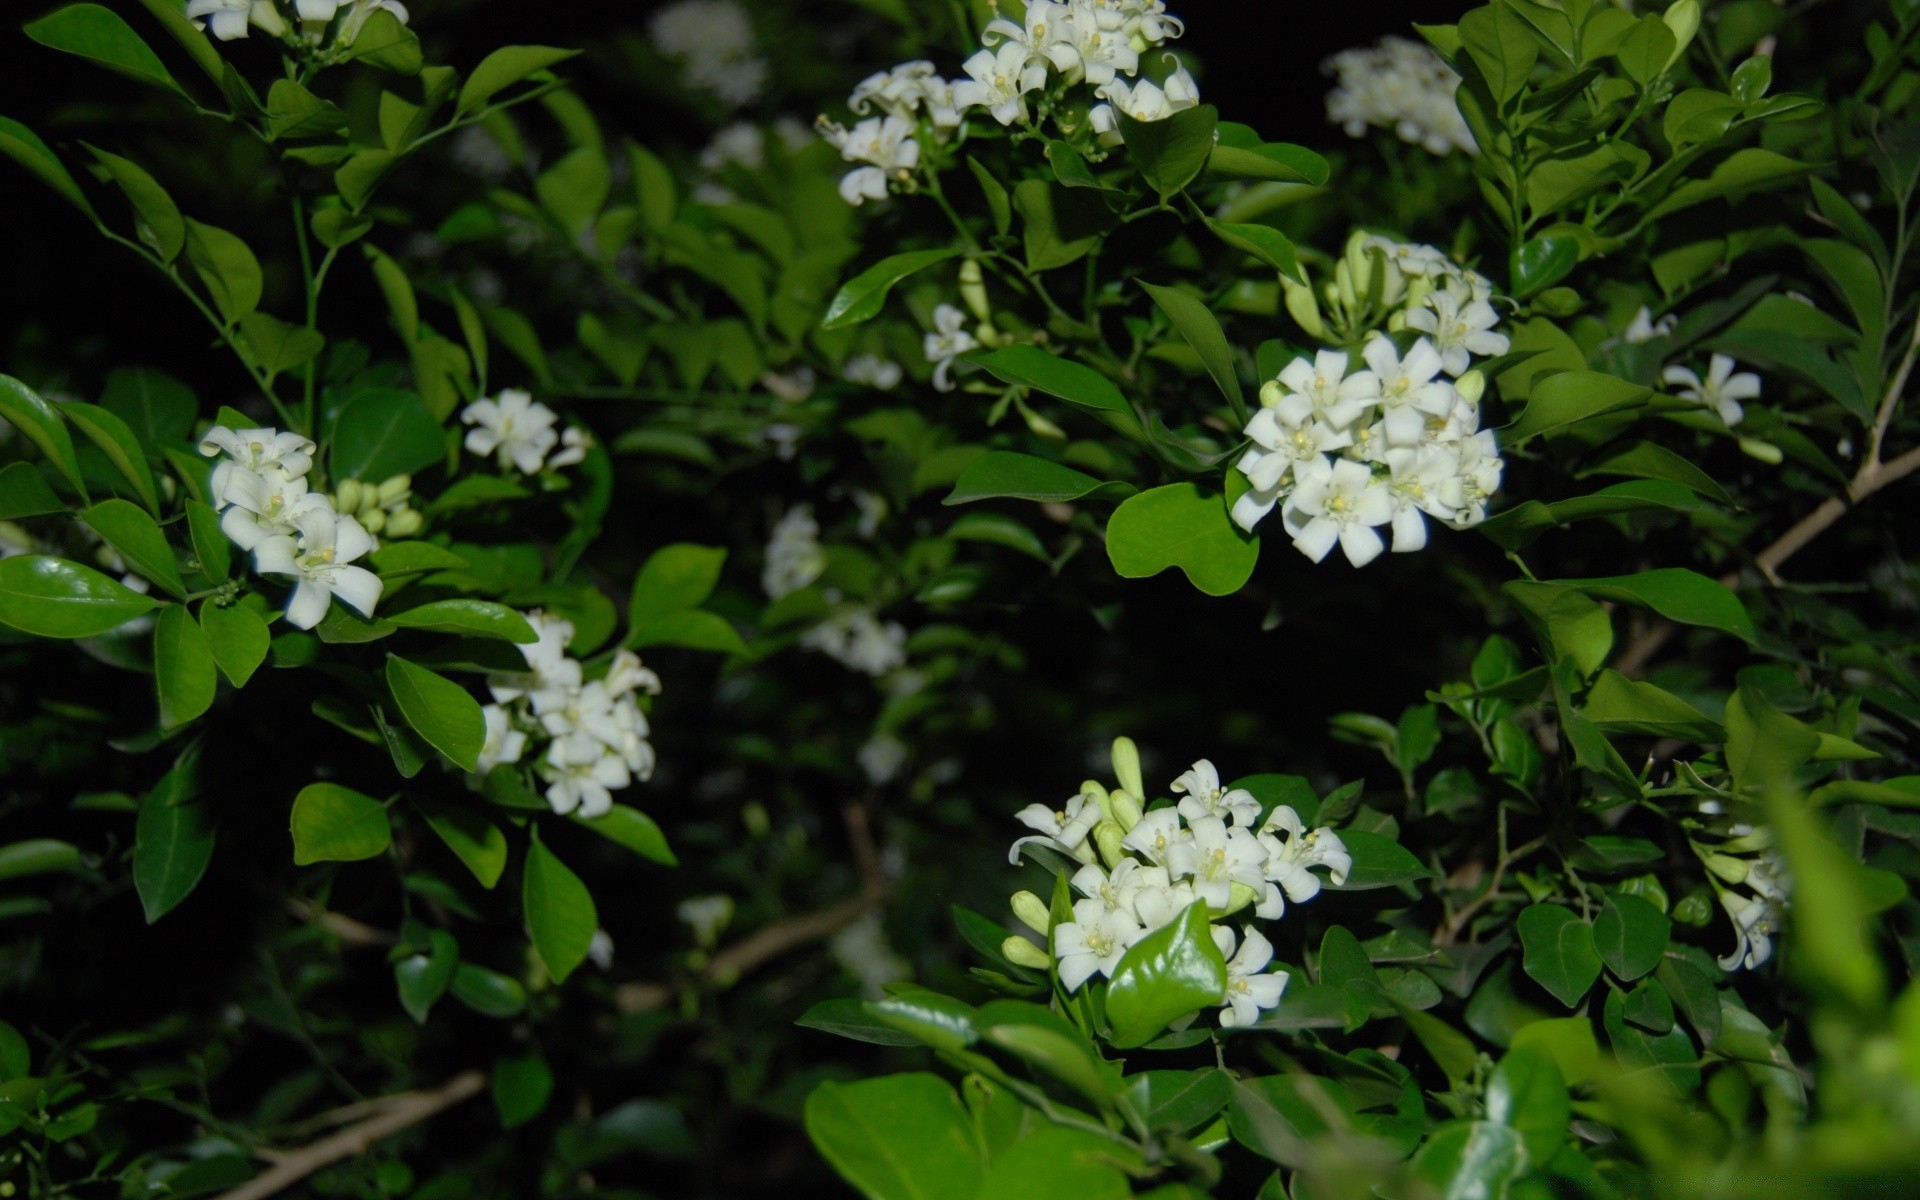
[1333, 830, 1437, 890]
[24, 5, 184, 97]
[966, 155, 1011, 236]
[978, 1008, 1117, 1109]
[181, 222, 263, 331]
[1581, 669, 1723, 742]
[493, 1051, 554, 1129]
[1579, 439, 1731, 504]
[1106, 483, 1258, 596]
[1592, 893, 1670, 981]
[1044, 138, 1109, 189]
[368, 541, 470, 576]
[1126, 1068, 1231, 1134]
[237, 313, 325, 386]
[0, 839, 83, 883]
[0, 462, 63, 521]
[0, 555, 157, 639]
[1205, 219, 1301, 281]
[1014, 179, 1107, 271]
[1558, 568, 1754, 643]
[199, 602, 269, 687]
[1475, 480, 1700, 551]
[289, 783, 390, 866]
[1486, 1047, 1570, 1168]
[575, 805, 676, 866]
[1140, 281, 1244, 411]
[1509, 1016, 1600, 1085]
[1503, 581, 1613, 675]
[1643, 148, 1810, 222]
[386, 655, 486, 771]
[1409, 1120, 1528, 1199]
[63, 402, 160, 515]
[451, 963, 526, 1017]
[84, 144, 183, 262]
[798, 999, 922, 1046]
[868, 991, 980, 1053]
[1393, 999, 1480, 1086]
[628, 543, 726, 625]
[943, 450, 1133, 506]
[1208, 129, 1329, 185]
[805, 1075, 981, 1200]
[625, 608, 748, 655]
[821, 248, 962, 329]
[1227, 1076, 1345, 1167]
[101, 367, 195, 447]
[1460, 2, 1539, 101]
[0, 115, 98, 220]
[347, 7, 422, 74]
[1724, 688, 1820, 793]
[973, 345, 1146, 442]
[1615, 14, 1677, 85]
[1105, 901, 1228, 1048]
[1513, 234, 1578, 297]
[458, 45, 578, 113]
[331, 388, 445, 482]
[1517, 904, 1602, 1007]
[523, 834, 596, 984]
[387, 599, 537, 643]
[417, 798, 508, 888]
[394, 930, 458, 1023]
[971, 1128, 1133, 1200]
[264, 78, 348, 140]
[133, 786, 214, 924]
[153, 604, 216, 728]
[80, 498, 184, 597]
[947, 513, 1047, 560]
[0, 375, 88, 498]
[1117, 103, 1218, 198]
[1501, 372, 1650, 445]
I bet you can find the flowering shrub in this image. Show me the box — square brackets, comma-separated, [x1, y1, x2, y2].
[2, 0, 1920, 1197]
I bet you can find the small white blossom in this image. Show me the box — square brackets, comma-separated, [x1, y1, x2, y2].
[540, 730, 631, 818]
[1171, 759, 1259, 828]
[923, 304, 979, 392]
[678, 894, 735, 946]
[1437, 430, 1504, 528]
[858, 733, 910, 784]
[1623, 305, 1676, 344]
[1121, 807, 1188, 866]
[1011, 792, 1103, 865]
[953, 42, 1048, 127]
[1211, 925, 1290, 1027]
[1663, 353, 1759, 427]
[462, 390, 562, 475]
[186, 0, 283, 40]
[1257, 806, 1352, 905]
[1363, 336, 1459, 446]
[831, 910, 913, 996]
[251, 503, 383, 630]
[1325, 36, 1476, 156]
[844, 354, 904, 390]
[1053, 896, 1143, 991]
[1406, 289, 1510, 377]
[764, 505, 827, 599]
[803, 608, 908, 675]
[1167, 815, 1268, 911]
[1281, 456, 1394, 567]
[649, 0, 766, 106]
[477, 704, 529, 775]
[835, 115, 920, 205]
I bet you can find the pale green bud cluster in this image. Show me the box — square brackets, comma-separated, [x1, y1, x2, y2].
[332, 474, 423, 538]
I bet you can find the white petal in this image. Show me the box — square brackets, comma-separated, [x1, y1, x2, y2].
[285, 579, 332, 630]
[326, 565, 383, 617]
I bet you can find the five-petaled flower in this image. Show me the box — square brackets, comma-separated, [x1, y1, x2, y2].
[251, 502, 383, 630]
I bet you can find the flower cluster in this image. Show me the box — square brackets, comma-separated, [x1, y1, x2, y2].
[187, 0, 407, 45]
[200, 425, 384, 630]
[1691, 801, 1791, 971]
[763, 505, 827, 600]
[1662, 353, 1759, 428]
[329, 475, 422, 539]
[647, 0, 767, 107]
[1324, 36, 1476, 157]
[460, 389, 589, 476]
[802, 607, 909, 676]
[1005, 740, 1350, 1028]
[1235, 235, 1510, 566]
[820, 1, 1193, 206]
[478, 611, 661, 818]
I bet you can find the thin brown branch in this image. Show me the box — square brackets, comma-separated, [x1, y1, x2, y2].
[287, 899, 396, 948]
[217, 1071, 485, 1200]
[616, 804, 890, 1014]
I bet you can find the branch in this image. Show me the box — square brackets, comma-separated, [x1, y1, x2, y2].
[616, 804, 889, 1013]
[217, 1071, 485, 1200]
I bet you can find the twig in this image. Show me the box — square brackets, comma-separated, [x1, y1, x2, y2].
[217, 1071, 485, 1200]
[615, 805, 889, 1013]
[286, 899, 395, 948]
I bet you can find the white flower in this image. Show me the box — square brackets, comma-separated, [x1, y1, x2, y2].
[831, 910, 912, 996]
[1122, 808, 1189, 866]
[677, 894, 735, 946]
[699, 123, 767, 173]
[1364, 236, 1453, 278]
[1072, 858, 1170, 920]
[588, 929, 616, 970]
[541, 730, 630, 818]
[1090, 63, 1200, 137]
[1405, 289, 1510, 377]
[215, 467, 322, 552]
[1623, 305, 1676, 344]
[1325, 36, 1476, 156]
[835, 115, 920, 205]
[199, 426, 317, 480]
[477, 705, 528, 775]
[1257, 806, 1352, 905]
[489, 611, 583, 713]
[858, 733, 910, 784]
[850, 61, 958, 127]
[1381, 443, 1462, 553]
[803, 608, 908, 675]
[649, 0, 765, 106]
[923, 304, 979, 392]
[764, 505, 827, 599]
[982, 0, 1073, 55]
[1718, 890, 1780, 970]
[1211, 925, 1290, 1027]
[1232, 415, 1353, 533]
[462, 389, 561, 475]
[295, 0, 341, 19]
[1268, 350, 1380, 431]
[844, 354, 904, 390]
[1053, 896, 1143, 991]
[547, 426, 590, 469]
[1662, 354, 1759, 427]
[1171, 760, 1260, 828]
[1281, 456, 1394, 567]
[186, 0, 283, 40]
[1049, 8, 1140, 86]
[952, 42, 1049, 127]
[1167, 815, 1268, 910]
[1010, 791, 1102, 865]
[1363, 336, 1459, 446]
[1437, 430, 1504, 528]
[251, 501, 383, 629]
[602, 649, 663, 699]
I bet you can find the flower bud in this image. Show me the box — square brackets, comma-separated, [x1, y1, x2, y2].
[1094, 820, 1128, 870]
[1280, 273, 1325, 339]
[1010, 891, 1052, 935]
[249, 0, 288, 37]
[385, 507, 423, 538]
[1702, 853, 1749, 885]
[1109, 788, 1144, 832]
[1002, 936, 1051, 970]
[336, 478, 363, 515]
[1218, 881, 1260, 918]
[1456, 370, 1486, 405]
[1258, 379, 1286, 408]
[959, 259, 991, 324]
[1333, 260, 1357, 314]
[1738, 437, 1784, 465]
[1020, 403, 1066, 440]
[1082, 781, 1114, 823]
[378, 474, 413, 505]
[362, 508, 387, 535]
[1110, 736, 1144, 802]
[1663, 0, 1701, 70]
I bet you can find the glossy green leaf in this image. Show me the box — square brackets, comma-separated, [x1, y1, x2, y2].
[1501, 372, 1650, 445]
[100, 367, 195, 447]
[290, 783, 390, 865]
[796, 999, 921, 1047]
[23, 5, 184, 96]
[523, 835, 596, 984]
[1127, 1068, 1232, 1134]
[1140, 281, 1244, 410]
[458, 45, 578, 113]
[1106, 483, 1258, 596]
[974, 345, 1146, 442]
[0, 115, 98, 220]
[387, 599, 537, 643]
[347, 8, 422, 73]
[971, 1127, 1132, 1200]
[1117, 103, 1218, 198]
[331, 388, 445, 482]
[1581, 669, 1723, 742]
[1592, 894, 1670, 981]
[183, 219, 262, 326]
[628, 543, 726, 625]
[386, 655, 486, 772]
[1643, 149, 1811, 222]
[198, 602, 268, 688]
[1106, 901, 1228, 1047]
[493, 1051, 554, 1130]
[450, 963, 526, 1017]
[1579, 439, 1731, 504]
[153, 604, 216, 728]
[867, 991, 980, 1052]
[395, 929, 458, 1023]
[1409, 1120, 1528, 1198]
[1460, 1, 1538, 101]
[821, 248, 962, 329]
[84, 144, 183, 262]
[418, 798, 508, 888]
[1486, 1047, 1569, 1165]
[1331, 829, 1435, 889]
[133, 787, 214, 924]
[805, 1074, 981, 1200]
[943, 450, 1132, 506]
[1559, 568, 1754, 643]
[625, 608, 748, 655]
[1517, 904, 1602, 1006]
[0, 555, 157, 638]
[1503, 581, 1613, 675]
[80, 498, 183, 597]
[1514, 234, 1578, 296]
[0, 375, 88, 498]
[1205, 219, 1301, 280]
[0, 462, 63, 521]
[184, 501, 229, 583]
[575, 805, 676, 865]
[947, 512, 1047, 560]
[0, 839, 83, 883]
